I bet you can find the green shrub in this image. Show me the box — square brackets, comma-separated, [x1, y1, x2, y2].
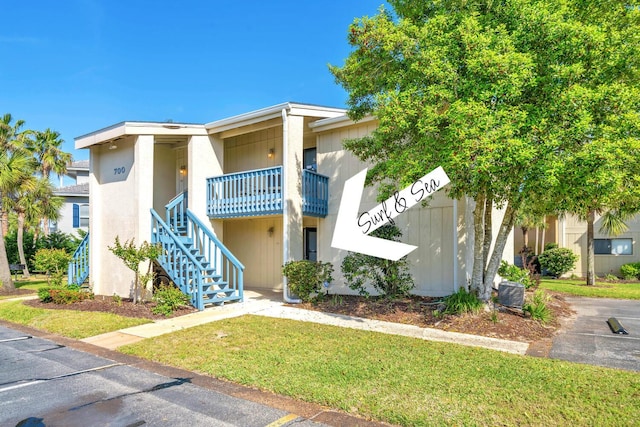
[33, 248, 72, 286]
[444, 288, 483, 315]
[538, 248, 579, 277]
[544, 242, 559, 251]
[38, 286, 58, 303]
[620, 262, 640, 280]
[38, 285, 93, 304]
[282, 260, 334, 302]
[152, 285, 190, 316]
[523, 290, 552, 323]
[49, 288, 93, 304]
[341, 224, 414, 298]
[497, 260, 535, 289]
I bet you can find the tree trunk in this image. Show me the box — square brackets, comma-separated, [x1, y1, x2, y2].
[471, 193, 486, 294]
[586, 210, 595, 286]
[17, 213, 30, 278]
[540, 216, 547, 254]
[0, 222, 15, 290]
[521, 226, 529, 267]
[534, 227, 539, 255]
[482, 196, 493, 280]
[43, 215, 50, 236]
[1, 211, 8, 237]
[482, 201, 517, 301]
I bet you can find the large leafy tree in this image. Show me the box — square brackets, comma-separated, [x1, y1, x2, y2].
[330, 0, 640, 299]
[546, 4, 640, 285]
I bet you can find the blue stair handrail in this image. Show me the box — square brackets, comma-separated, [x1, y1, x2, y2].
[185, 209, 244, 302]
[151, 203, 244, 310]
[68, 233, 89, 286]
[151, 209, 206, 310]
[165, 191, 188, 232]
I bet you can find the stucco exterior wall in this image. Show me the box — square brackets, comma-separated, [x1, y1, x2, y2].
[89, 136, 155, 297]
[153, 144, 177, 213]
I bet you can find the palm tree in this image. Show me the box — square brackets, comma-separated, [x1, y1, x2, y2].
[27, 129, 72, 235]
[4, 177, 62, 278]
[0, 114, 29, 237]
[0, 149, 33, 290]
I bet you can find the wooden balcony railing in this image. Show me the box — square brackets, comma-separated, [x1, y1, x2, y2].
[207, 166, 328, 219]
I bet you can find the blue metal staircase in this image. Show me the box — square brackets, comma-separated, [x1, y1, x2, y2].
[151, 192, 244, 310]
[68, 233, 89, 286]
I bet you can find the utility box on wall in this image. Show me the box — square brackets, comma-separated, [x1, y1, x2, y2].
[498, 281, 525, 309]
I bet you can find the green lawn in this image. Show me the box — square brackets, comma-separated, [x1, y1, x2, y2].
[121, 315, 640, 427]
[539, 279, 640, 299]
[0, 300, 151, 339]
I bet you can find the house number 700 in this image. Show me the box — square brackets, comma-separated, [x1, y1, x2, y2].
[114, 167, 126, 175]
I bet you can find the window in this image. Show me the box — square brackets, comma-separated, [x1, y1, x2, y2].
[303, 147, 317, 171]
[594, 238, 632, 255]
[73, 203, 89, 228]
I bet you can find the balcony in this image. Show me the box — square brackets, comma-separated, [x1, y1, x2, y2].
[206, 166, 328, 219]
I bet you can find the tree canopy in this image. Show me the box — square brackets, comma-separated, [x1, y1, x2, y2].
[0, 114, 71, 289]
[330, 0, 640, 298]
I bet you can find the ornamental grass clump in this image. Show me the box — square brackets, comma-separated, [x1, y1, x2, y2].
[443, 287, 483, 315]
[523, 289, 552, 324]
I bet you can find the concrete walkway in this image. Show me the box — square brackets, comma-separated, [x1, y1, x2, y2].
[81, 291, 529, 355]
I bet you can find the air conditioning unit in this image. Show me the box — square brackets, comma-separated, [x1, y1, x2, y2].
[498, 281, 525, 309]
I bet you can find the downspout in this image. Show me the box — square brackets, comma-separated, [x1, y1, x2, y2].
[281, 108, 302, 303]
[453, 198, 459, 292]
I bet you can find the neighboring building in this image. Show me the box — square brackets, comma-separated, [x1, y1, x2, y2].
[72, 102, 513, 307]
[514, 215, 640, 277]
[53, 160, 89, 235]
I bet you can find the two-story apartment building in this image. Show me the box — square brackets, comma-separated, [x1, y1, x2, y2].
[71, 102, 514, 309]
[53, 160, 90, 235]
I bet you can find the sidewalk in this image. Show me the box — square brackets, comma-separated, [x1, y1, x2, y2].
[82, 291, 529, 355]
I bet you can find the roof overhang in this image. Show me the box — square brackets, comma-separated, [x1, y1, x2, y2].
[75, 122, 207, 149]
[204, 102, 346, 135]
[309, 114, 377, 133]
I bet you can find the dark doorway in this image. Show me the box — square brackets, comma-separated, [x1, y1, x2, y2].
[304, 227, 317, 261]
[303, 147, 317, 171]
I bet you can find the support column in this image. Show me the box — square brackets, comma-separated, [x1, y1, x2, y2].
[283, 114, 304, 263]
[188, 134, 223, 238]
[135, 135, 155, 245]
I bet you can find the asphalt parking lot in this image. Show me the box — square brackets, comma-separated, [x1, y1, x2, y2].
[550, 297, 640, 371]
[0, 325, 339, 427]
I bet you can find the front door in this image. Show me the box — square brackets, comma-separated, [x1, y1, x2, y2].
[304, 227, 317, 261]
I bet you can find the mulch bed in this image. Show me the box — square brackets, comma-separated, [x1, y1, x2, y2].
[22, 295, 198, 320]
[3, 286, 574, 348]
[298, 291, 574, 344]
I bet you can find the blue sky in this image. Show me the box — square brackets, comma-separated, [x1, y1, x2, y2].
[0, 1, 386, 162]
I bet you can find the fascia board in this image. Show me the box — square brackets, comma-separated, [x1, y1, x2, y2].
[75, 122, 206, 149]
[309, 114, 377, 132]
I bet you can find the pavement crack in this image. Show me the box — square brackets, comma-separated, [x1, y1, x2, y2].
[0, 336, 32, 343]
[68, 377, 193, 411]
[0, 363, 122, 392]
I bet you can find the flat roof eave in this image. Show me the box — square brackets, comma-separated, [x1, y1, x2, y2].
[75, 121, 207, 149]
[204, 102, 346, 134]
